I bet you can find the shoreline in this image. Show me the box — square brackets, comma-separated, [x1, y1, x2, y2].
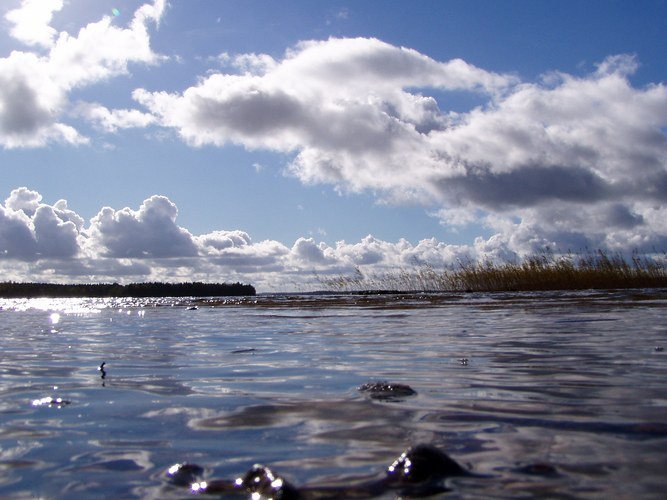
[0, 281, 256, 298]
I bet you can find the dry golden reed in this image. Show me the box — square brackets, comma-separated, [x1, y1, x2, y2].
[320, 250, 667, 292]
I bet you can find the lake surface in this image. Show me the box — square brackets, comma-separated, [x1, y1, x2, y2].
[1, 290, 666, 498]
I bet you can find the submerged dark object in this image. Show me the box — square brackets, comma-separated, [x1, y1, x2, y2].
[385, 443, 469, 484]
[166, 462, 205, 487]
[358, 381, 417, 401]
[238, 464, 301, 499]
[164, 443, 469, 498]
[381, 444, 469, 497]
[165, 463, 299, 498]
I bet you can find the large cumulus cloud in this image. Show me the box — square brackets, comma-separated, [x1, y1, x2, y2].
[134, 37, 516, 197]
[88, 196, 198, 258]
[133, 40, 667, 256]
[0, 187, 485, 290]
[2, 187, 665, 291]
[0, 187, 80, 260]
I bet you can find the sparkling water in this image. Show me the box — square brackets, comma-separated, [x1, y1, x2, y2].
[1, 290, 666, 498]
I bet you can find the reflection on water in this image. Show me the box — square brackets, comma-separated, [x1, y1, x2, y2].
[0, 290, 666, 498]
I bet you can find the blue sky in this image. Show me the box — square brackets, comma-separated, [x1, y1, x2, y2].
[1, 0, 666, 291]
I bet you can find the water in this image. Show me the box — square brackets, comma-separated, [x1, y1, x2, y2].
[1, 290, 666, 499]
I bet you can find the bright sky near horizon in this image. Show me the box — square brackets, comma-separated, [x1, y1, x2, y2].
[0, 0, 666, 291]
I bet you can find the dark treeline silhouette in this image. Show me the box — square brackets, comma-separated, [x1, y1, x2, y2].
[0, 281, 255, 298]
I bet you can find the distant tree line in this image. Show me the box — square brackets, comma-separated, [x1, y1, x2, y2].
[0, 281, 256, 298]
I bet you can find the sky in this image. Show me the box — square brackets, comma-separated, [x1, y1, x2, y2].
[0, 0, 666, 291]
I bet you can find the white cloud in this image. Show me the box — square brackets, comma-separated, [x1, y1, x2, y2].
[0, 204, 37, 259]
[5, 186, 42, 215]
[0, 0, 166, 148]
[195, 230, 253, 252]
[0, 50, 82, 147]
[135, 39, 666, 202]
[134, 41, 667, 258]
[0, 187, 79, 260]
[88, 195, 199, 258]
[232, 52, 277, 75]
[291, 237, 331, 264]
[133, 37, 514, 163]
[48, 3, 165, 90]
[33, 204, 79, 258]
[1, 187, 665, 291]
[5, 0, 63, 48]
[75, 102, 156, 132]
[53, 199, 85, 231]
[0, 187, 481, 289]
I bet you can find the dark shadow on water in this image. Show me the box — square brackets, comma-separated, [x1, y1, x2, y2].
[422, 411, 667, 440]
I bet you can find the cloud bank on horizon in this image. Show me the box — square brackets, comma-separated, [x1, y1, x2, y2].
[1, 0, 666, 290]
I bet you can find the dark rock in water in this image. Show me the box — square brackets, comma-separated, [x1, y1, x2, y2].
[386, 444, 469, 484]
[165, 462, 205, 487]
[238, 464, 300, 499]
[384, 444, 469, 497]
[164, 443, 470, 498]
[192, 478, 238, 494]
[358, 381, 417, 401]
[166, 463, 237, 494]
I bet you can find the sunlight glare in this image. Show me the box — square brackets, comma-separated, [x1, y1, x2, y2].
[191, 481, 207, 493]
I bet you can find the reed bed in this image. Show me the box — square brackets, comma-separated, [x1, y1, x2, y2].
[320, 251, 667, 292]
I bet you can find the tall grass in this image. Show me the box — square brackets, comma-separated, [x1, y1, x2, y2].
[320, 250, 667, 292]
